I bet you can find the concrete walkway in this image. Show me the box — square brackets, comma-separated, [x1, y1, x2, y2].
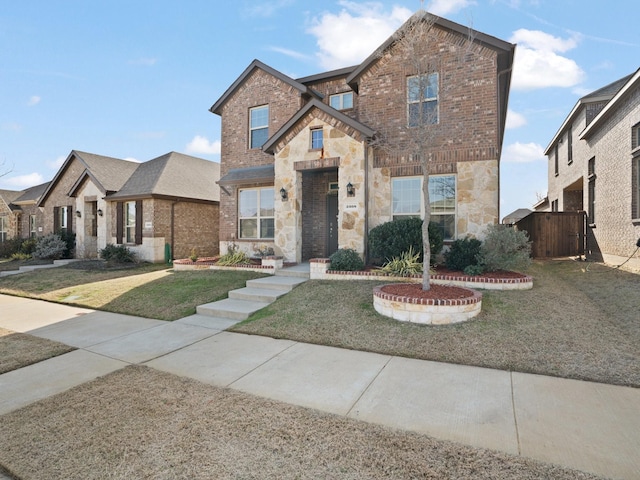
[0, 291, 638, 479]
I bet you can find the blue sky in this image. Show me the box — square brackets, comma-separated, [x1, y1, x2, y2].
[1, 0, 637, 218]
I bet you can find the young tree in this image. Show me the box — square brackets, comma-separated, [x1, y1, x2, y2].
[366, 10, 477, 290]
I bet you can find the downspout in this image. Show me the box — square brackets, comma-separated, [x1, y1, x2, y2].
[170, 200, 178, 262]
[496, 64, 514, 224]
[364, 141, 370, 264]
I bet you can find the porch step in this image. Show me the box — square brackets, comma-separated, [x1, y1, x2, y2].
[275, 262, 310, 279]
[246, 276, 307, 292]
[229, 287, 287, 303]
[196, 298, 270, 321]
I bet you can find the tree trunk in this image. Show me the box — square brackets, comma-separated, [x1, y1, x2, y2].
[422, 163, 431, 291]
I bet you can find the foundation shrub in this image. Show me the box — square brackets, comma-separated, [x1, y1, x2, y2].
[329, 248, 364, 271]
[100, 244, 136, 263]
[33, 234, 67, 260]
[217, 243, 251, 266]
[444, 237, 482, 271]
[378, 246, 423, 276]
[0, 238, 23, 258]
[478, 224, 532, 272]
[368, 218, 443, 266]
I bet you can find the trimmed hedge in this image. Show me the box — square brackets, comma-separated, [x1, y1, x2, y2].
[368, 217, 443, 266]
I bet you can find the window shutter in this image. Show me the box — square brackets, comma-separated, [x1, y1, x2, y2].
[66, 206, 73, 231]
[53, 207, 60, 233]
[116, 202, 123, 244]
[135, 200, 143, 245]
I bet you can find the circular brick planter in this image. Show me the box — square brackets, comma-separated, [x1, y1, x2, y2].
[373, 283, 482, 325]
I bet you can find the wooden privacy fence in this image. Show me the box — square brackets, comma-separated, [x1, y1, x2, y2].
[515, 212, 586, 258]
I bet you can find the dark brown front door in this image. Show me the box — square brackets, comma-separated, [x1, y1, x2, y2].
[327, 194, 338, 257]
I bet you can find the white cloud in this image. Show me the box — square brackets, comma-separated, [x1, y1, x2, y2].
[27, 95, 41, 106]
[186, 135, 221, 155]
[307, 1, 412, 70]
[505, 109, 527, 129]
[502, 141, 545, 163]
[47, 155, 66, 170]
[509, 29, 585, 90]
[267, 46, 309, 61]
[0, 172, 45, 189]
[427, 0, 475, 16]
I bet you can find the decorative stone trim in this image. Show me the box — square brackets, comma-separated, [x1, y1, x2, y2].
[309, 258, 533, 290]
[373, 284, 482, 325]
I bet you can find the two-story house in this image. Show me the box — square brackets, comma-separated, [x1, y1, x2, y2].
[210, 11, 515, 263]
[540, 68, 640, 270]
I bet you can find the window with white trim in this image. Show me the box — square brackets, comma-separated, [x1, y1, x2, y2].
[310, 128, 323, 150]
[125, 201, 136, 244]
[407, 73, 438, 127]
[0, 216, 7, 242]
[29, 214, 36, 238]
[633, 154, 640, 219]
[239, 187, 274, 239]
[392, 175, 456, 240]
[329, 92, 353, 110]
[249, 105, 269, 149]
[59, 207, 67, 231]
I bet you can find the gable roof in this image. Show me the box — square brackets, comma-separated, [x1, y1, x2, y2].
[0, 189, 22, 211]
[210, 59, 312, 115]
[39, 150, 139, 206]
[12, 182, 51, 205]
[580, 68, 640, 141]
[544, 71, 636, 154]
[107, 152, 220, 202]
[262, 98, 375, 154]
[296, 65, 358, 85]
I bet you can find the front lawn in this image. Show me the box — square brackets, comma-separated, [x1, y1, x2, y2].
[232, 260, 640, 387]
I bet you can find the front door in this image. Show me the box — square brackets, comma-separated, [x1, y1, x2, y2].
[327, 193, 338, 256]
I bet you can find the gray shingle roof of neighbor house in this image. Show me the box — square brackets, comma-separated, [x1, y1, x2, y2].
[209, 59, 315, 115]
[544, 70, 636, 154]
[217, 164, 275, 187]
[39, 150, 139, 206]
[262, 98, 376, 154]
[107, 152, 220, 203]
[12, 182, 51, 205]
[0, 189, 22, 211]
[502, 208, 532, 224]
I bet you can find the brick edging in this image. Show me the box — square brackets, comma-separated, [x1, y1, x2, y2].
[373, 284, 482, 306]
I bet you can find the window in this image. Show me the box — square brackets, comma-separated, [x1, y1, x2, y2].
[567, 125, 573, 164]
[392, 175, 456, 240]
[407, 73, 438, 127]
[551, 199, 558, 212]
[0, 216, 6, 242]
[59, 207, 67, 231]
[633, 123, 640, 150]
[249, 105, 269, 149]
[125, 201, 136, 243]
[310, 128, 323, 150]
[29, 215, 36, 238]
[588, 157, 596, 225]
[554, 143, 559, 176]
[239, 187, 274, 239]
[329, 92, 353, 110]
[633, 154, 640, 219]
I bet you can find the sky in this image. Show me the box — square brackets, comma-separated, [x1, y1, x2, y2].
[1, 0, 638, 218]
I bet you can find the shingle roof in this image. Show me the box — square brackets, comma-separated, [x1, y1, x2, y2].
[12, 182, 51, 204]
[217, 164, 275, 186]
[0, 189, 22, 211]
[581, 73, 634, 102]
[107, 152, 220, 202]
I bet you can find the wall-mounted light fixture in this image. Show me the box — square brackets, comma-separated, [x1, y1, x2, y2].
[75, 210, 82, 218]
[346, 182, 355, 197]
[97, 209, 103, 217]
[280, 187, 288, 201]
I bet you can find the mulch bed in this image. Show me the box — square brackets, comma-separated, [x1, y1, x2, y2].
[433, 266, 528, 279]
[381, 283, 475, 300]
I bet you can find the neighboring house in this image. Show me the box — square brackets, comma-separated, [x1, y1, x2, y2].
[540, 68, 640, 270]
[11, 182, 50, 239]
[0, 189, 21, 242]
[210, 11, 515, 263]
[38, 150, 220, 262]
[502, 208, 531, 226]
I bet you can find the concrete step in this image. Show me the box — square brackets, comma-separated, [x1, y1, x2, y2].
[246, 275, 307, 292]
[175, 314, 241, 331]
[228, 287, 287, 303]
[275, 268, 310, 279]
[0, 270, 22, 277]
[196, 298, 271, 321]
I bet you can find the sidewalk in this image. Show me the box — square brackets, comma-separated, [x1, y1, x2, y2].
[0, 293, 638, 479]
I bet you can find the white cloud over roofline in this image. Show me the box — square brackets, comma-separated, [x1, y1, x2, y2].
[186, 135, 221, 155]
[502, 141, 545, 163]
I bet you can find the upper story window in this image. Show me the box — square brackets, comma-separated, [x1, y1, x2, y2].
[0, 216, 7, 242]
[249, 105, 269, 149]
[567, 125, 573, 164]
[310, 128, 323, 150]
[239, 187, 274, 239]
[407, 73, 439, 127]
[329, 92, 353, 110]
[554, 143, 559, 176]
[632, 122, 640, 150]
[392, 174, 456, 240]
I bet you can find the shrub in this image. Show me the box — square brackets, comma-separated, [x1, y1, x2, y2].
[58, 230, 76, 259]
[329, 248, 364, 271]
[478, 224, 532, 272]
[463, 264, 485, 276]
[20, 237, 38, 255]
[444, 237, 482, 271]
[100, 244, 136, 263]
[217, 243, 251, 266]
[189, 248, 198, 262]
[368, 218, 443, 266]
[33, 234, 67, 260]
[378, 246, 423, 276]
[0, 238, 23, 259]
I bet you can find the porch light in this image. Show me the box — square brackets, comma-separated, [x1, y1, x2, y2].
[97, 209, 103, 217]
[75, 210, 82, 218]
[346, 182, 355, 197]
[280, 187, 288, 201]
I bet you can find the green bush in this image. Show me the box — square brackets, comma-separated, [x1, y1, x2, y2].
[20, 237, 38, 255]
[368, 218, 443, 266]
[444, 237, 482, 271]
[478, 224, 532, 272]
[329, 248, 364, 271]
[33, 234, 67, 260]
[216, 243, 251, 266]
[100, 244, 137, 263]
[463, 264, 485, 276]
[378, 246, 422, 276]
[58, 230, 76, 259]
[0, 238, 23, 258]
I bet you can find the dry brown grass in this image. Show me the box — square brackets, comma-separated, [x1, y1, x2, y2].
[0, 366, 604, 480]
[233, 260, 640, 387]
[0, 328, 74, 375]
